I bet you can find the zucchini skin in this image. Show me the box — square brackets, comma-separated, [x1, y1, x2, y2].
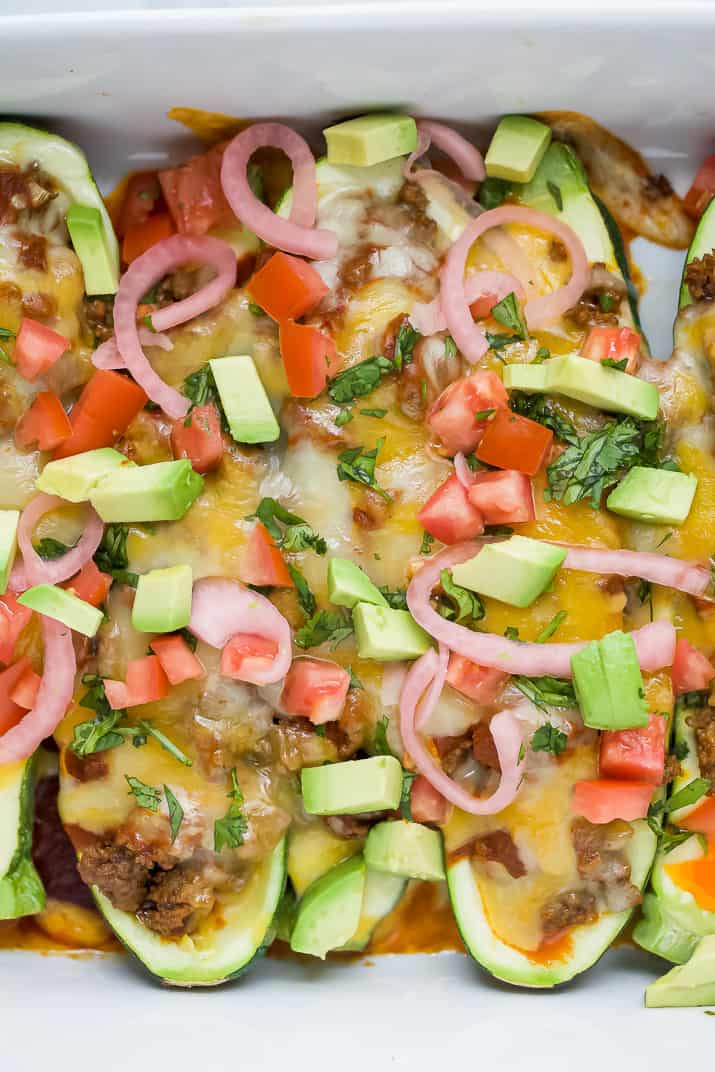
[0, 758, 45, 920]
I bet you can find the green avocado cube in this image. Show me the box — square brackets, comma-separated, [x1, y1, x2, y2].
[18, 584, 103, 637]
[606, 467, 698, 526]
[646, 934, 715, 1007]
[599, 629, 649, 729]
[328, 558, 387, 610]
[546, 355, 659, 421]
[209, 355, 279, 444]
[131, 564, 193, 634]
[323, 114, 418, 168]
[502, 363, 549, 393]
[301, 755, 403, 815]
[290, 856, 366, 959]
[451, 535, 566, 609]
[570, 639, 610, 729]
[485, 116, 552, 184]
[0, 510, 19, 596]
[36, 447, 131, 502]
[89, 460, 203, 523]
[352, 603, 431, 661]
[364, 820, 445, 882]
[66, 203, 119, 296]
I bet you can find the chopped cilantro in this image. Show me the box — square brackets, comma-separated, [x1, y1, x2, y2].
[673, 739, 689, 761]
[546, 417, 650, 508]
[420, 531, 435, 555]
[287, 563, 316, 618]
[137, 720, 192, 767]
[534, 346, 551, 363]
[93, 524, 138, 588]
[335, 408, 354, 426]
[598, 293, 616, 313]
[378, 586, 408, 610]
[491, 292, 528, 340]
[214, 768, 248, 852]
[181, 363, 229, 433]
[649, 778, 711, 819]
[248, 301, 264, 316]
[514, 675, 576, 713]
[509, 392, 578, 445]
[478, 176, 511, 210]
[247, 498, 327, 555]
[443, 335, 458, 359]
[374, 715, 392, 756]
[347, 666, 364, 691]
[393, 323, 421, 372]
[125, 775, 161, 811]
[294, 609, 353, 650]
[531, 722, 568, 756]
[504, 626, 520, 641]
[359, 408, 387, 419]
[474, 408, 496, 422]
[546, 181, 563, 212]
[164, 785, 184, 843]
[34, 537, 72, 560]
[400, 770, 417, 820]
[327, 354, 394, 405]
[601, 357, 628, 371]
[337, 438, 391, 501]
[438, 568, 484, 625]
[536, 610, 567, 643]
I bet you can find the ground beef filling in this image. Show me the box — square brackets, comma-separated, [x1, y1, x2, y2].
[684, 253, 715, 303]
[686, 707, 715, 785]
[0, 162, 57, 226]
[541, 889, 598, 937]
[78, 840, 216, 937]
[471, 830, 526, 879]
[565, 261, 626, 328]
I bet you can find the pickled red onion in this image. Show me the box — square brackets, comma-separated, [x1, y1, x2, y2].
[93, 327, 173, 371]
[560, 544, 711, 599]
[440, 205, 589, 363]
[410, 270, 525, 340]
[0, 617, 76, 763]
[415, 641, 449, 731]
[221, 123, 337, 261]
[406, 543, 677, 677]
[189, 577, 291, 685]
[415, 120, 486, 182]
[454, 452, 477, 490]
[401, 648, 524, 815]
[113, 234, 237, 418]
[9, 494, 104, 592]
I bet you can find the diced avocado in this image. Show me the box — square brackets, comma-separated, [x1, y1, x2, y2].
[606, 467, 697, 526]
[301, 756, 403, 816]
[328, 558, 387, 610]
[0, 510, 19, 595]
[352, 603, 431, 661]
[450, 536, 566, 609]
[131, 564, 193, 634]
[571, 630, 649, 731]
[645, 934, 715, 1008]
[36, 447, 131, 502]
[633, 893, 699, 966]
[364, 820, 445, 882]
[89, 460, 203, 523]
[209, 355, 279, 444]
[323, 114, 417, 168]
[66, 203, 119, 296]
[502, 363, 549, 393]
[545, 355, 659, 421]
[18, 584, 103, 637]
[289, 855, 366, 959]
[340, 869, 406, 953]
[287, 823, 363, 898]
[484, 115, 552, 184]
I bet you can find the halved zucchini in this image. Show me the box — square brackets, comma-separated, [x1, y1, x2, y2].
[89, 838, 286, 986]
[0, 121, 119, 290]
[678, 194, 715, 311]
[0, 758, 45, 919]
[449, 821, 656, 988]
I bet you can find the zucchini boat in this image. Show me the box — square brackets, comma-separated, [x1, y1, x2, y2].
[0, 757, 44, 918]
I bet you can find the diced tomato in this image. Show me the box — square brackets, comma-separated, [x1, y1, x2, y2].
[117, 172, 163, 236]
[418, 474, 484, 545]
[9, 666, 41, 710]
[446, 653, 509, 705]
[580, 326, 641, 374]
[15, 391, 71, 451]
[470, 293, 499, 320]
[53, 370, 147, 459]
[476, 408, 553, 476]
[672, 638, 715, 695]
[428, 370, 509, 456]
[221, 634, 278, 682]
[410, 775, 450, 825]
[171, 403, 224, 474]
[600, 712, 666, 785]
[679, 796, 715, 838]
[122, 212, 175, 265]
[150, 634, 205, 686]
[64, 561, 112, 608]
[684, 155, 715, 221]
[13, 319, 69, 382]
[159, 143, 234, 237]
[0, 658, 33, 735]
[248, 252, 328, 323]
[280, 658, 350, 725]
[0, 594, 33, 667]
[571, 779, 654, 824]
[278, 320, 341, 398]
[239, 523, 294, 588]
[467, 469, 534, 525]
[104, 656, 169, 710]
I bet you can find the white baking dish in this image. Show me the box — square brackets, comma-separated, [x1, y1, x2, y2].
[1, 4, 714, 1069]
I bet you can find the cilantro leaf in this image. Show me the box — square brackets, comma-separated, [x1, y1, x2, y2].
[247, 498, 327, 556]
[531, 723, 568, 756]
[70, 710, 125, 757]
[536, 610, 567, 643]
[672, 739, 689, 761]
[509, 393, 578, 446]
[504, 625, 520, 641]
[374, 715, 393, 756]
[34, 537, 72, 560]
[400, 770, 417, 820]
[545, 417, 645, 508]
[393, 323, 421, 372]
[438, 568, 485, 624]
[443, 335, 458, 360]
[125, 775, 161, 812]
[328, 355, 394, 405]
[336, 437, 391, 501]
[491, 292, 528, 340]
[287, 563, 316, 618]
[347, 666, 363, 691]
[478, 177, 511, 210]
[137, 720, 192, 767]
[513, 675, 576, 713]
[164, 785, 184, 843]
[214, 768, 248, 852]
[335, 408, 354, 426]
[93, 524, 138, 588]
[420, 531, 434, 555]
[601, 357, 628, 371]
[359, 408, 387, 419]
[547, 181, 563, 212]
[378, 586, 408, 610]
[294, 609, 353, 650]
